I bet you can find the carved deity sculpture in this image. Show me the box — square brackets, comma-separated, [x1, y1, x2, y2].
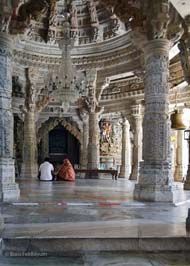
[87, 0, 98, 25]
[178, 39, 190, 84]
[101, 122, 111, 143]
[69, 2, 78, 30]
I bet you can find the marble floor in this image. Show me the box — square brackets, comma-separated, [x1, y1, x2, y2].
[2, 178, 190, 265]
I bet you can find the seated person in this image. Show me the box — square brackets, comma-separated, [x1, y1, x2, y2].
[57, 159, 75, 181]
[38, 157, 55, 181]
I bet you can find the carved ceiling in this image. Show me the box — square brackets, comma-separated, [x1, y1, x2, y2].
[1, 0, 190, 119]
[9, 0, 126, 45]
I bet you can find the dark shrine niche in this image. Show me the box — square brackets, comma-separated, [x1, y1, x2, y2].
[49, 124, 80, 165]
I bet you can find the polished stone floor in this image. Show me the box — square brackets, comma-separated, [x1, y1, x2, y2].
[3, 179, 190, 237]
[2, 178, 190, 265]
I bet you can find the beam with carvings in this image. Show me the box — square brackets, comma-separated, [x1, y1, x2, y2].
[13, 33, 141, 70]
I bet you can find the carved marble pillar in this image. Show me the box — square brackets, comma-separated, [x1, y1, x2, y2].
[87, 112, 100, 170]
[84, 70, 102, 177]
[119, 118, 131, 178]
[41, 132, 49, 161]
[21, 67, 48, 178]
[80, 116, 89, 169]
[0, 32, 20, 201]
[129, 105, 142, 181]
[174, 130, 184, 182]
[21, 110, 38, 178]
[134, 39, 176, 202]
[184, 132, 190, 189]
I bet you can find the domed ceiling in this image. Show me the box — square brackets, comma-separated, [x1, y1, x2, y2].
[7, 0, 190, 120]
[10, 0, 126, 45]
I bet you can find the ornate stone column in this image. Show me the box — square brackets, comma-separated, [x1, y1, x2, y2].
[21, 69, 38, 178]
[88, 112, 100, 170]
[80, 114, 89, 169]
[21, 110, 38, 178]
[21, 68, 49, 178]
[0, 32, 20, 201]
[184, 139, 190, 190]
[41, 132, 49, 162]
[134, 39, 175, 202]
[85, 70, 103, 177]
[129, 104, 142, 181]
[174, 130, 184, 182]
[119, 118, 131, 178]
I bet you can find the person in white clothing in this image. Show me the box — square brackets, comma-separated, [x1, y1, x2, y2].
[38, 158, 55, 181]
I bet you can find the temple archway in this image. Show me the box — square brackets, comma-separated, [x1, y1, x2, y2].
[48, 124, 80, 166]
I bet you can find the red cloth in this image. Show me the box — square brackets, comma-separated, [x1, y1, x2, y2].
[57, 159, 75, 181]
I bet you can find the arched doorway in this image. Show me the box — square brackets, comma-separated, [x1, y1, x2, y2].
[48, 124, 80, 166]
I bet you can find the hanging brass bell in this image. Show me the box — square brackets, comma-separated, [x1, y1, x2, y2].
[171, 110, 187, 130]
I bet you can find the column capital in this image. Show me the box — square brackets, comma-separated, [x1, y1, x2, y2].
[143, 39, 171, 57]
[0, 32, 13, 57]
[121, 117, 130, 128]
[131, 104, 143, 118]
[80, 110, 89, 125]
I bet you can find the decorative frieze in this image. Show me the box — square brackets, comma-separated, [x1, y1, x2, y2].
[13, 38, 140, 71]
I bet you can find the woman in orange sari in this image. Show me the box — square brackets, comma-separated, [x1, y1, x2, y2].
[57, 159, 75, 181]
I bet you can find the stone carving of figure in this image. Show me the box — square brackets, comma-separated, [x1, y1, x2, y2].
[69, 2, 78, 30]
[24, 68, 36, 112]
[0, 16, 11, 32]
[87, 0, 98, 25]
[101, 122, 111, 143]
[178, 39, 190, 84]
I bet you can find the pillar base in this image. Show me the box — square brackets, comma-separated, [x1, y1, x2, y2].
[85, 171, 99, 179]
[129, 166, 139, 180]
[2, 183, 20, 202]
[21, 163, 38, 179]
[100, 157, 114, 170]
[184, 181, 190, 190]
[0, 158, 20, 202]
[174, 166, 183, 182]
[119, 173, 129, 179]
[134, 184, 182, 202]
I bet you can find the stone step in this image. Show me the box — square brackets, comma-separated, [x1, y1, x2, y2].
[2, 220, 190, 256]
[2, 236, 190, 256]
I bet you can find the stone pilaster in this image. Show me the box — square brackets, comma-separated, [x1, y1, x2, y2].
[119, 118, 131, 178]
[0, 32, 20, 201]
[129, 105, 142, 181]
[134, 39, 176, 202]
[87, 112, 100, 170]
[21, 111, 38, 178]
[174, 130, 184, 182]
